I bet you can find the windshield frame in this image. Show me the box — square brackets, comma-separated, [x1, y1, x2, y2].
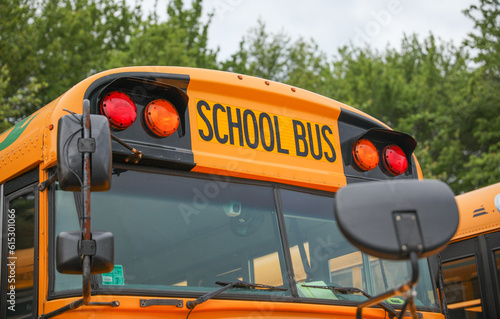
[47, 164, 441, 312]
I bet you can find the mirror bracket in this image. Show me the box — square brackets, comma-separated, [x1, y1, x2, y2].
[77, 137, 96, 153]
[393, 211, 423, 255]
[80, 239, 97, 256]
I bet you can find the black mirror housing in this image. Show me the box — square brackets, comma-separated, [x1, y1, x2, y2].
[57, 114, 112, 191]
[335, 180, 459, 260]
[56, 231, 114, 274]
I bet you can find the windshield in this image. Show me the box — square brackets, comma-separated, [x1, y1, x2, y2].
[280, 189, 437, 307]
[52, 169, 438, 308]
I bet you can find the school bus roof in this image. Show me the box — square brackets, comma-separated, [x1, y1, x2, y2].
[452, 182, 500, 241]
[0, 66, 406, 189]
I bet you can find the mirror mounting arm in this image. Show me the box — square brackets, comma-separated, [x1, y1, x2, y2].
[38, 172, 58, 192]
[111, 134, 143, 164]
[81, 99, 93, 305]
[356, 251, 420, 319]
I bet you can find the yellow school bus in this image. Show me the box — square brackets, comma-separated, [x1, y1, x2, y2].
[0, 66, 449, 318]
[441, 182, 500, 318]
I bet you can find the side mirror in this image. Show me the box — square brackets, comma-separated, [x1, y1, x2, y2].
[56, 231, 114, 274]
[57, 113, 112, 191]
[335, 179, 458, 260]
[335, 180, 459, 318]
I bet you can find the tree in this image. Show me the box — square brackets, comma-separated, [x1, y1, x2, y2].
[0, 0, 44, 130]
[107, 0, 218, 69]
[221, 20, 329, 91]
[33, 0, 143, 105]
[1, 0, 219, 132]
[459, 0, 500, 190]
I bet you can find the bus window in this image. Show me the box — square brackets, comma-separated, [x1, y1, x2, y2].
[279, 189, 438, 307]
[443, 256, 482, 318]
[2, 185, 37, 318]
[440, 183, 500, 319]
[53, 169, 290, 297]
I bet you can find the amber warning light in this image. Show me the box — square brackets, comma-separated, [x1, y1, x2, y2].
[144, 99, 180, 137]
[353, 139, 379, 171]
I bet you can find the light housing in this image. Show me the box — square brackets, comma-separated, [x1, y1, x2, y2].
[100, 91, 137, 130]
[383, 145, 408, 176]
[353, 139, 379, 171]
[144, 99, 180, 137]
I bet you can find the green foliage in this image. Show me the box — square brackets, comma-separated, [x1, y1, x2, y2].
[0, 0, 498, 193]
[459, 0, 500, 191]
[0, 0, 218, 130]
[33, 0, 143, 104]
[108, 0, 218, 69]
[221, 20, 329, 91]
[0, 65, 46, 132]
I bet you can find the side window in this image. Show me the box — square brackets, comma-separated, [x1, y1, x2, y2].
[442, 255, 483, 319]
[442, 233, 500, 319]
[1, 181, 37, 319]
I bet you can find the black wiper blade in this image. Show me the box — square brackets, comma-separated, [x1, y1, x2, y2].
[216, 281, 288, 290]
[300, 284, 397, 318]
[186, 280, 287, 310]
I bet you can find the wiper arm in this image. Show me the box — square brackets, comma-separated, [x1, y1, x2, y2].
[301, 284, 397, 318]
[186, 280, 287, 310]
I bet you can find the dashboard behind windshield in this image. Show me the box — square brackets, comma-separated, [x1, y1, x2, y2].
[52, 169, 438, 308]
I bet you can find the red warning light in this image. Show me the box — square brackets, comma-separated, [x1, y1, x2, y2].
[383, 145, 408, 175]
[100, 91, 137, 130]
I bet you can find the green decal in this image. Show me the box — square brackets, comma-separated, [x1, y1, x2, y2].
[102, 265, 125, 285]
[0, 114, 38, 151]
[296, 281, 338, 300]
[387, 297, 405, 305]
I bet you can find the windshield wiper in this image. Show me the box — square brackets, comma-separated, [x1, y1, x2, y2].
[300, 284, 398, 318]
[186, 280, 287, 310]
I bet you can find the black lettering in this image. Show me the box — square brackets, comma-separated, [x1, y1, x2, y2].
[293, 120, 308, 157]
[259, 113, 275, 152]
[227, 107, 244, 146]
[243, 110, 259, 149]
[197, 100, 213, 141]
[307, 123, 323, 160]
[322, 125, 336, 163]
[213, 104, 228, 144]
[274, 116, 289, 154]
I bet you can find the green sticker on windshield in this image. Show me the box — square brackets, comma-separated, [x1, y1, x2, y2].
[102, 265, 124, 285]
[387, 297, 405, 305]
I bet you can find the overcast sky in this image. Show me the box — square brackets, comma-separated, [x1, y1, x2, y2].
[138, 0, 477, 60]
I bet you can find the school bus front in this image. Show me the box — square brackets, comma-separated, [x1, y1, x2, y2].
[0, 67, 444, 318]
